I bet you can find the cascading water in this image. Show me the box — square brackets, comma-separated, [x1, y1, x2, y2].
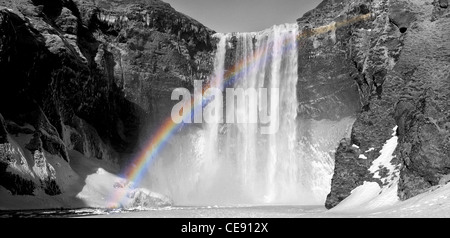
[145, 23, 354, 206]
[219, 24, 304, 203]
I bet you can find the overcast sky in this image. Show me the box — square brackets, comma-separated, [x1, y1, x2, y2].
[163, 0, 324, 33]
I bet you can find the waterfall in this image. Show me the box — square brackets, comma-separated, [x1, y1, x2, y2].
[145, 23, 354, 206]
[211, 24, 305, 204]
[202, 35, 227, 191]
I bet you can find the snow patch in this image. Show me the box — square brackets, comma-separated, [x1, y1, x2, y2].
[359, 154, 368, 160]
[369, 126, 398, 183]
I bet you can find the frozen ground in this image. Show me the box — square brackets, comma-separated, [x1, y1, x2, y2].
[85, 182, 450, 218]
[2, 130, 450, 218]
[2, 179, 450, 218]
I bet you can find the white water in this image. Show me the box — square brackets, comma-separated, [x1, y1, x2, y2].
[221, 24, 302, 203]
[144, 24, 354, 206]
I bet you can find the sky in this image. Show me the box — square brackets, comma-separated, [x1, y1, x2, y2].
[163, 0, 324, 33]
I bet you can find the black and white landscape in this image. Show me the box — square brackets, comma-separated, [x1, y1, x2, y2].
[1, 0, 450, 218]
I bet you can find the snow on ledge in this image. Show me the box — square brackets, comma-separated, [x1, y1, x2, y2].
[369, 126, 398, 182]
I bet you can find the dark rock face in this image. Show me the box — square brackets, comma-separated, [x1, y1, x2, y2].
[325, 0, 450, 208]
[0, 161, 36, 195]
[396, 91, 450, 199]
[0, 0, 214, 196]
[296, 0, 362, 120]
[89, 0, 215, 127]
[0, 2, 128, 165]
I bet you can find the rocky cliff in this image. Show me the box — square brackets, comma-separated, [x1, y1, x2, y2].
[89, 0, 215, 126]
[296, 0, 362, 121]
[319, 0, 450, 209]
[0, 0, 214, 198]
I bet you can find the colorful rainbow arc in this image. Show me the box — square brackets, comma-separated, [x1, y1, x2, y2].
[108, 13, 373, 208]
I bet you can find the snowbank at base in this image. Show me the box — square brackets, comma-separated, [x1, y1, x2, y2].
[75, 158, 173, 210]
[372, 183, 450, 218]
[313, 182, 450, 218]
[330, 126, 400, 212]
[317, 125, 450, 217]
[330, 182, 382, 211]
[62, 150, 172, 209]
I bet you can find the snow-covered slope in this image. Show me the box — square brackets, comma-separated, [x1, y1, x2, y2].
[0, 141, 172, 210]
[315, 125, 450, 217]
[301, 183, 450, 218]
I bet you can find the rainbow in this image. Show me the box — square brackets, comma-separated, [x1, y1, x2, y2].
[108, 13, 372, 208]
